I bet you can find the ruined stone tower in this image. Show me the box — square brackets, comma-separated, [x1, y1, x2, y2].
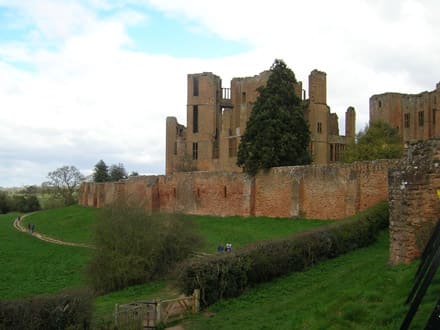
[166, 69, 356, 175]
[370, 82, 440, 143]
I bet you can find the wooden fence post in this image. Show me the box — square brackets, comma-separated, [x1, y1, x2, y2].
[156, 300, 162, 324]
[193, 289, 200, 313]
[114, 304, 119, 327]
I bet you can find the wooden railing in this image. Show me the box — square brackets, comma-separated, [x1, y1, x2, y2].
[114, 289, 200, 329]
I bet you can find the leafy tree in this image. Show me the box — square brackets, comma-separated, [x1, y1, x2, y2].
[109, 163, 127, 182]
[47, 166, 84, 206]
[129, 171, 139, 177]
[11, 195, 41, 212]
[87, 197, 202, 293]
[0, 191, 10, 214]
[343, 120, 403, 163]
[93, 160, 109, 182]
[237, 59, 311, 175]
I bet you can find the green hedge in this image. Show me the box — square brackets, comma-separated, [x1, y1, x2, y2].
[177, 202, 389, 306]
[0, 288, 93, 330]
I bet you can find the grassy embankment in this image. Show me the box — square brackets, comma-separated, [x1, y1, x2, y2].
[6, 206, 439, 329]
[0, 213, 90, 300]
[184, 230, 440, 330]
[5, 206, 332, 320]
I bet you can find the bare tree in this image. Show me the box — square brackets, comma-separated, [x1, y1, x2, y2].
[47, 166, 84, 206]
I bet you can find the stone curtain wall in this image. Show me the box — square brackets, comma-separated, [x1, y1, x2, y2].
[79, 160, 392, 220]
[389, 138, 440, 265]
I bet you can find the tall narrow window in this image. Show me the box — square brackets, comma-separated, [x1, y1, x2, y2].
[229, 138, 237, 157]
[241, 92, 246, 104]
[404, 113, 410, 128]
[192, 142, 198, 160]
[433, 110, 436, 125]
[193, 105, 198, 133]
[317, 122, 322, 133]
[418, 111, 424, 127]
[193, 77, 199, 96]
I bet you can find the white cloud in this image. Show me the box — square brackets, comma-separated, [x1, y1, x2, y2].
[1, 0, 440, 186]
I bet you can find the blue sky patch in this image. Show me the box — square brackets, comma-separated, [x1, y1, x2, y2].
[124, 9, 250, 58]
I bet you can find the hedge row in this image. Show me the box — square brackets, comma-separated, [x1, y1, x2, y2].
[0, 288, 93, 330]
[177, 202, 389, 307]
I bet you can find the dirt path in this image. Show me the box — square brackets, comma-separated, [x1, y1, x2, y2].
[13, 214, 95, 249]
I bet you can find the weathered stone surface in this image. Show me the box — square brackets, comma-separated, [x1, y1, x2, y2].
[79, 160, 393, 220]
[389, 138, 440, 265]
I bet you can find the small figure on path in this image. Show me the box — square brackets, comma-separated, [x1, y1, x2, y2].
[27, 223, 31, 233]
[225, 243, 232, 252]
[217, 245, 224, 252]
[31, 223, 35, 234]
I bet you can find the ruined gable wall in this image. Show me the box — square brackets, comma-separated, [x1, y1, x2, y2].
[389, 138, 440, 265]
[80, 161, 392, 220]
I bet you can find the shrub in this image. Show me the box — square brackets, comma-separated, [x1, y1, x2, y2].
[10, 195, 41, 213]
[0, 192, 10, 214]
[86, 197, 202, 294]
[177, 202, 389, 306]
[0, 288, 93, 330]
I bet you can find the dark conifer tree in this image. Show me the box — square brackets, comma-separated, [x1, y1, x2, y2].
[237, 59, 311, 175]
[93, 160, 109, 182]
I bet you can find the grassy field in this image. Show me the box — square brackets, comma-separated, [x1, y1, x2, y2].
[23, 205, 98, 244]
[184, 231, 439, 330]
[0, 213, 91, 300]
[6, 206, 438, 329]
[24, 206, 332, 252]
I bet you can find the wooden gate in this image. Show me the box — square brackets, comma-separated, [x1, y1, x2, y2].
[114, 301, 157, 329]
[114, 289, 199, 329]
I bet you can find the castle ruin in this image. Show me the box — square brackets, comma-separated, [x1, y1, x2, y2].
[166, 69, 356, 174]
[370, 82, 440, 143]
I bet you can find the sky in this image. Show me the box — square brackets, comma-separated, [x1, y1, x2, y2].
[1, 0, 439, 187]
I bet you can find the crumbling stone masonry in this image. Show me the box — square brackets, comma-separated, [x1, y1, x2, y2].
[80, 160, 392, 220]
[166, 69, 356, 175]
[389, 138, 440, 265]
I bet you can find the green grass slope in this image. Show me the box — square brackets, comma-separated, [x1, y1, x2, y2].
[184, 215, 332, 253]
[23, 205, 98, 244]
[0, 213, 91, 300]
[184, 231, 440, 330]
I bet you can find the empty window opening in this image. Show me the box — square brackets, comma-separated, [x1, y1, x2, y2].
[193, 105, 199, 133]
[378, 100, 382, 108]
[433, 110, 436, 125]
[317, 122, 322, 133]
[173, 187, 176, 197]
[224, 186, 227, 198]
[418, 111, 424, 127]
[241, 92, 246, 104]
[197, 188, 200, 198]
[404, 113, 410, 128]
[193, 77, 199, 96]
[192, 142, 198, 160]
[173, 142, 177, 155]
[229, 138, 237, 157]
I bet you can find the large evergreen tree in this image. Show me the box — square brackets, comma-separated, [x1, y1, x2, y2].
[237, 59, 311, 175]
[93, 160, 109, 182]
[343, 120, 403, 162]
[109, 163, 128, 182]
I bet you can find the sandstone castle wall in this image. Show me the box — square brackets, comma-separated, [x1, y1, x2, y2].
[389, 138, 440, 265]
[79, 160, 392, 220]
